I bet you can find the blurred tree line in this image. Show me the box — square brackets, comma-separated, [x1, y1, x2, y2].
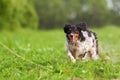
[0, 0, 120, 30]
[0, 0, 38, 30]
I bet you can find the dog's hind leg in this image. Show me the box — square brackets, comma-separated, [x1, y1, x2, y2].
[78, 52, 87, 61]
[89, 47, 99, 60]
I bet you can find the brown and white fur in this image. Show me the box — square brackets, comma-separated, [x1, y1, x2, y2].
[64, 22, 99, 63]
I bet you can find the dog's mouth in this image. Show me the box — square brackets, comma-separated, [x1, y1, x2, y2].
[67, 34, 79, 43]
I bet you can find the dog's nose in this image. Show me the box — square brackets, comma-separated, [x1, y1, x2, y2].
[70, 35, 73, 38]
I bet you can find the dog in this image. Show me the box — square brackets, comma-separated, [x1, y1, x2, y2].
[64, 22, 99, 63]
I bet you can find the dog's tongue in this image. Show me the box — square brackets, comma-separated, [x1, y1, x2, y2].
[70, 37, 74, 42]
[70, 39, 73, 42]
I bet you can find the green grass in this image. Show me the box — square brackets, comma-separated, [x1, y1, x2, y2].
[0, 26, 120, 80]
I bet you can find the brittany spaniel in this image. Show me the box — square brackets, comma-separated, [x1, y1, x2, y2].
[64, 22, 99, 63]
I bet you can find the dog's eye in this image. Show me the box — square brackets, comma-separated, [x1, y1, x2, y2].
[67, 31, 71, 34]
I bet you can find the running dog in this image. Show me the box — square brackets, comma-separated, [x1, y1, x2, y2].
[64, 22, 99, 63]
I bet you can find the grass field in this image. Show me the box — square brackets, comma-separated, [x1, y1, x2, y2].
[0, 26, 120, 80]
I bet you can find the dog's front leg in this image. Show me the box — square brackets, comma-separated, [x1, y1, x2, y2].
[67, 50, 76, 63]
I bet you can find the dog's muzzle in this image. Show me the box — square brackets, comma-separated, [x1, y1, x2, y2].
[68, 33, 79, 43]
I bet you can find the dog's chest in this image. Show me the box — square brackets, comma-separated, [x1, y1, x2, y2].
[67, 38, 93, 57]
[68, 42, 84, 56]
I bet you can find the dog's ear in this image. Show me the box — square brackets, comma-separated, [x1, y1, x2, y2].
[64, 24, 71, 33]
[76, 22, 87, 31]
[76, 22, 87, 41]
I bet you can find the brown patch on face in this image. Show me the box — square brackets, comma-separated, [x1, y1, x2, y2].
[73, 34, 79, 42]
[74, 34, 79, 40]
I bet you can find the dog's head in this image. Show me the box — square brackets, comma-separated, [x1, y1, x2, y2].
[64, 22, 87, 43]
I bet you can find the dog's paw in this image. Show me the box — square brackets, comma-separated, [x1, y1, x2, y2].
[81, 58, 88, 62]
[72, 59, 76, 63]
[92, 55, 99, 60]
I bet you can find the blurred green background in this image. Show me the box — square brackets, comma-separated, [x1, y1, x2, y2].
[0, 0, 120, 30]
[1, 0, 120, 79]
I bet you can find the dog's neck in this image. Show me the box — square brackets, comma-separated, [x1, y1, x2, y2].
[68, 40, 80, 45]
